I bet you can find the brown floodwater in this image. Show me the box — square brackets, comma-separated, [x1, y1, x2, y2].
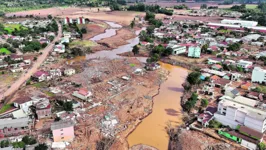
[127, 63, 188, 150]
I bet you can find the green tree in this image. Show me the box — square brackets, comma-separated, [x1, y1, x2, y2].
[63, 101, 73, 112]
[81, 28, 87, 34]
[201, 99, 209, 107]
[47, 15, 53, 20]
[132, 45, 139, 55]
[35, 143, 48, 150]
[200, 4, 207, 9]
[259, 142, 266, 150]
[130, 20, 135, 29]
[186, 71, 201, 85]
[201, 44, 209, 54]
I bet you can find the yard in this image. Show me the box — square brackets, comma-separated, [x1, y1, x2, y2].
[0, 103, 13, 114]
[4, 24, 27, 34]
[0, 48, 11, 55]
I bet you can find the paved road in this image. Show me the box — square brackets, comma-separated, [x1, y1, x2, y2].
[0, 21, 62, 102]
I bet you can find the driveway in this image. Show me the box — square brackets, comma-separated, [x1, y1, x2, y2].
[0, 21, 62, 102]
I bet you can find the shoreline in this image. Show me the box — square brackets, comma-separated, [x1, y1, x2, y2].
[124, 69, 170, 149]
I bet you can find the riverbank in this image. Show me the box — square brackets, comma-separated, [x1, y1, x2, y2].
[127, 63, 188, 150]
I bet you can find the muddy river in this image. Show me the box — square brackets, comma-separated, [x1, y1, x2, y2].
[90, 21, 122, 41]
[127, 63, 188, 150]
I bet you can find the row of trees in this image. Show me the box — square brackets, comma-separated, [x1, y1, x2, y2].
[128, 3, 173, 16]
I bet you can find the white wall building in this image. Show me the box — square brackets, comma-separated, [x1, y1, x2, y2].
[236, 60, 253, 69]
[214, 96, 266, 133]
[252, 67, 266, 84]
[221, 19, 258, 27]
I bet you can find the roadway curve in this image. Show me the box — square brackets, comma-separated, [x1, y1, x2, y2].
[0, 21, 62, 102]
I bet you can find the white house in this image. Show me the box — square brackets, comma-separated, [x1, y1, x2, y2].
[252, 67, 266, 84]
[32, 70, 49, 82]
[72, 88, 92, 101]
[237, 60, 253, 69]
[13, 96, 46, 114]
[214, 96, 266, 133]
[64, 68, 76, 76]
[54, 44, 65, 53]
[50, 69, 62, 78]
[169, 45, 186, 55]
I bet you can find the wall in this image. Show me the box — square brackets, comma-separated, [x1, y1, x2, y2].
[53, 126, 74, 142]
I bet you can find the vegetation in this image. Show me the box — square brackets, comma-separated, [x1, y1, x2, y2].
[184, 92, 198, 112]
[227, 42, 241, 51]
[258, 142, 266, 150]
[174, 4, 189, 10]
[22, 136, 37, 145]
[208, 120, 222, 128]
[55, 100, 73, 112]
[12, 141, 25, 148]
[146, 45, 173, 63]
[252, 85, 266, 94]
[0, 140, 9, 148]
[128, 3, 173, 16]
[186, 71, 201, 85]
[0, 48, 11, 55]
[0, 103, 13, 114]
[132, 45, 139, 55]
[200, 4, 207, 9]
[35, 143, 48, 150]
[201, 99, 209, 107]
[22, 41, 42, 53]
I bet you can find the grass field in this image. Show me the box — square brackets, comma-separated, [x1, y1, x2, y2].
[246, 4, 258, 9]
[0, 48, 11, 55]
[4, 24, 27, 34]
[70, 40, 98, 48]
[0, 103, 13, 114]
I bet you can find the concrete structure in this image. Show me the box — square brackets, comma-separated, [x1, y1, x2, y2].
[208, 22, 266, 33]
[0, 118, 31, 138]
[237, 60, 253, 69]
[252, 67, 266, 84]
[35, 99, 51, 119]
[167, 40, 186, 55]
[64, 68, 76, 76]
[51, 120, 75, 142]
[64, 17, 85, 25]
[188, 46, 201, 58]
[214, 96, 266, 133]
[54, 44, 65, 53]
[221, 19, 258, 27]
[72, 88, 92, 101]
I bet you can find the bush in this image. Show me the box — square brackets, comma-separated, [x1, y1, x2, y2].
[208, 120, 222, 128]
[259, 142, 266, 150]
[35, 143, 48, 150]
[201, 99, 208, 107]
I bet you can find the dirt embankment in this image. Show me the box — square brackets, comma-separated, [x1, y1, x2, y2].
[82, 21, 109, 40]
[97, 28, 137, 49]
[169, 129, 244, 150]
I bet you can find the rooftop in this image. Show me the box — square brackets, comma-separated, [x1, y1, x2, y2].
[0, 117, 30, 129]
[51, 120, 74, 130]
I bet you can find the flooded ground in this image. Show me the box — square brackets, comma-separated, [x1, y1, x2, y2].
[127, 63, 188, 150]
[90, 21, 122, 41]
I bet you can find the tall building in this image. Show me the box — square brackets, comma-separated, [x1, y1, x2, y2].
[252, 67, 266, 84]
[214, 96, 266, 133]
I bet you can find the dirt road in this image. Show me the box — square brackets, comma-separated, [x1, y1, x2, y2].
[0, 21, 62, 102]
